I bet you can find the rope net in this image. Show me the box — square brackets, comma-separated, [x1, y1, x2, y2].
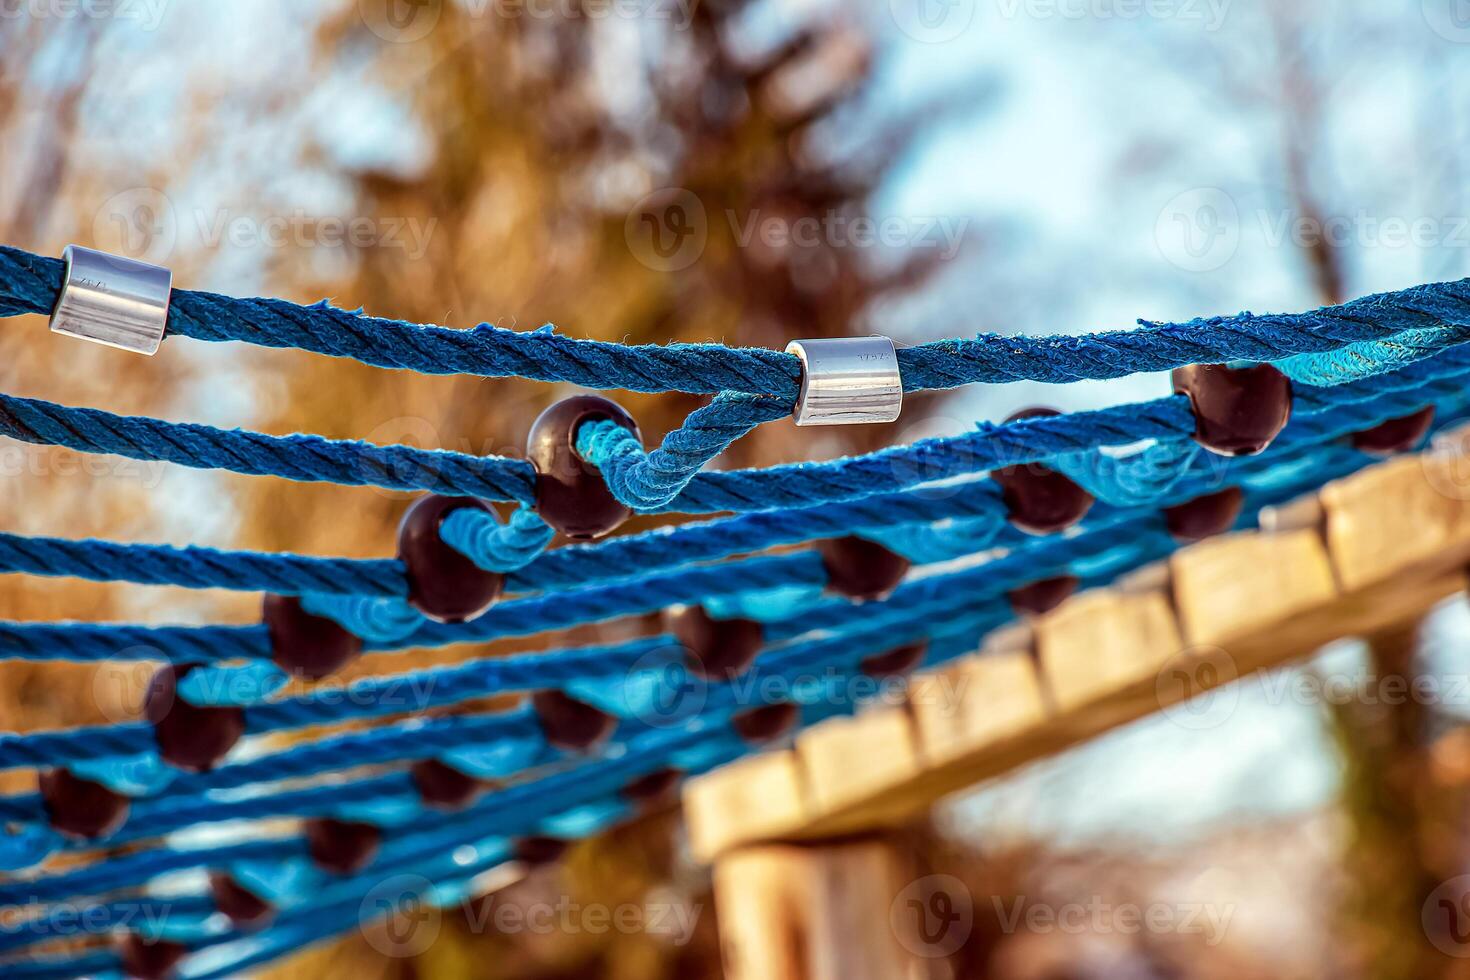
[1, 239, 1468, 977]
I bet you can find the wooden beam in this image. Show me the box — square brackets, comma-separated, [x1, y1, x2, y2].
[684, 435, 1470, 862]
[713, 837, 932, 980]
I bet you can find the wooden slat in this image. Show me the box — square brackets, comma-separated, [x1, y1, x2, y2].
[684, 441, 1470, 862]
[685, 751, 808, 861]
[1036, 587, 1181, 710]
[908, 649, 1044, 765]
[714, 839, 927, 980]
[796, 707, 919, 815]
[1323, 452, 1470, 591]
[1170, 528, 1337, 646]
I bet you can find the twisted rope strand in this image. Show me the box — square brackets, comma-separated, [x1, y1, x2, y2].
[0, 391, 537, 502]
[5, 244, 1470, 391]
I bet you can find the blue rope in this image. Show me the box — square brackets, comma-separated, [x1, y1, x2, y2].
[0, 375, 1457, 667]
[439, 504, 555, 572]
[8, 241, 1470, 978]
[0, 390, 537, 502]
[5, 244, 1470, 392]
[0, 333, 1463, 528]
[0, 429, 1401, 829]
[0, 529, 407, 596]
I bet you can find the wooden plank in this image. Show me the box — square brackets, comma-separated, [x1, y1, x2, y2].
[714, 838, 929, 980]
[713, 847, 806, 980]
[1170, 528, 1336, 646]
[908, 650, 1045, 765]
[1035, 587, 1181, 710]
[684, 751, 808, 861]
[1322, 452, 1470, 591]
[796, 707, 919, 815]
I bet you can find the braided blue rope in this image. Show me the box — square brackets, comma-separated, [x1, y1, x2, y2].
[5, 245, 1470, 392]
[0, 446, 1387, 963]
[0, 330, 1464, 528]
[0, 390, 536, 502]
[0, 431, 1395, 842]
[0, 529, 407, 596]
[0, 371, 1457, 667]
[0, 341, 1453, 603]
[0, 513, 1166, 848]
[439, 504, 555, 572]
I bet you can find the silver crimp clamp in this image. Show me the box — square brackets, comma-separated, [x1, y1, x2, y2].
[785, 336, 903, 426]
[48, 245, 172, 355]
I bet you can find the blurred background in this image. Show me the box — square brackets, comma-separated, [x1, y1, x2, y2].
[2, 0, 1470, 977]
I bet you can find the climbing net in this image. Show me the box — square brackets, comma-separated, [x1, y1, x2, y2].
[1, 238, 1469, 979]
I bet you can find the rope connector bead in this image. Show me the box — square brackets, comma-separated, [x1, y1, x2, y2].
[39, 767, 131, 840]
[1172, 363, 1292, 456]
[532, 689, 616, 751]
[1163, 486, 1244, 542]
[619, 767, 683, 808]
[667, 605, 764, 680]
[527, 395, 642, 540]
[1006, 575, 1079, 616]
[514, 835, 570, 866]
[1351, 406, 1435, 457]
[145, 664, 245, 773]
[209, 872, 275, 928]
[118, 933, 189, 980]
[818, 535, 911, 601]
[731, 702, 799, 743]
[263, 594, 363, 680]
[398, 495, 504, 623]
[49, 244, 172, 355]
[410, 758, 484, 811]
[785, 336, 903, 426]
[992, 408, 1096, 534]
[306, 817, 382, 875]
[859, 640, 927, 679]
